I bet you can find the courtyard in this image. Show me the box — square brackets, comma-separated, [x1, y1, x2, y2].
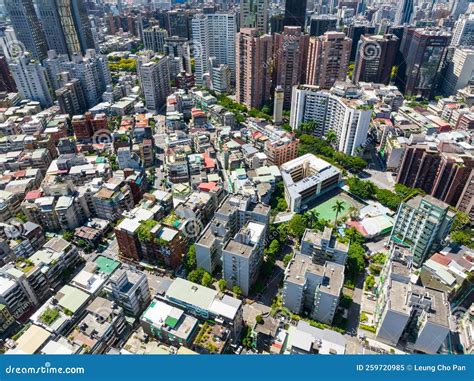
[309, 191, 362, 222]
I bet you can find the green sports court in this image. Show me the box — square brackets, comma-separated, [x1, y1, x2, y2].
[309, 192, 360, 222]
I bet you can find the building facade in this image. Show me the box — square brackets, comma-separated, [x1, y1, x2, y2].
[390, 195, 455, 267]
[305, 32, 351, 89]
[236, 28, 273, 110]
[290, 85, 372, 156]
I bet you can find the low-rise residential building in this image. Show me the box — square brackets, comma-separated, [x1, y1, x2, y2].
[1, 238, 81, 308]
[196, 195, 270, 274]
[70, 262, 110, 296]
[92, 177, 135, 222]
[374, 279, 450, 354]
[30, 285, 90, 335]
[285, 320, 347, 354]
[222, 222, 266, 297]
[106, 267, 151, 318]
[0, 271, 35, 319]
[419, 245, 473, 299]
[70, 297, 127, 354]
[459, 306, 473, 354]
[6, 324, 51, 354]
[282, 253, 344, 325]
[301, 227, 349, 265]
[0, 190, 20, 222]
[158, 278, 243, 342]
[140, 299, 198, 348]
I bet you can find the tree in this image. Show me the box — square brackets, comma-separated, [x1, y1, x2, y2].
[266, 239, 280, 258]
[372, 252, 387, 265]
[218, 279, 227, 291]
[348, 206, 360, 220]
[62, 231, 74, 242]
[283, 254, 293, 267]
[15, 212, 27, 223]
[201, 272, 213, 287]
[300, 120, 317, 133]
[332, 200, 346, 225]
[448, 211, 473, 249]
[369, 263, 382, 275]
[287, 214, 306, 240]
[76, 239, 88, 249]
[450, 230, 474, 248]
[347, 177, 376, 200]
[375, 188, 402, 210]
[270, 181, 287, 214]
[232, 285, 242, 298]
[184, 244, 197, 273]
[365, 275, 376, 291]
[325, 129, 337, 146]
[255, 314, 263, 324]
[303, 210, 320, 229]
[346, 243, 365, 284]
[276, 223, 289, 243]
[452, 211, 470, 232]
[188, 268, 206, 284]
[261, 103, 271, 115]
[344, 227, 365, 245]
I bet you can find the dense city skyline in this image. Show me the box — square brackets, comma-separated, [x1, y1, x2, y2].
[0, 0, 472, 360]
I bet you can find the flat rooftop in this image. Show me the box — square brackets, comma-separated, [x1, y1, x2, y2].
[94, 256, 120, 275]
[141, 299, 197, 341]
[224, 239, 253, 258]
[9, 325, 51, 354]
[166, 278, 217, 311]
[55, 285, 90, 314]
[281, 154, 341, 198]
[286, 253, 325, 285]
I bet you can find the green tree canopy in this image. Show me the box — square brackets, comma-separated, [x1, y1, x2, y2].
[287, 214, 306, 241]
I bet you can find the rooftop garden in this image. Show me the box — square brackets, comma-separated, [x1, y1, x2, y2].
[194, 323, 226, 354]
[16, 258, 35, 273]
[136, 220, 159, 242]
[162, 211, 180, 228]
[108, 56, 137, 73]
[39, 307, 60, 325]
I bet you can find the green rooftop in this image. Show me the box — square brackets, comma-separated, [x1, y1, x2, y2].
[94, 256, 120, 275]
[136, 220, 159, 242]
[165, 316, 178, 328]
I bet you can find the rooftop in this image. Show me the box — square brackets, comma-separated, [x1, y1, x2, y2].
[8, 325, 51, 354]
[141, 299, 197, 341]
[55, 285, 90, 314]
[166, 278, 217, 311]
[94, 256, 120, 275]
